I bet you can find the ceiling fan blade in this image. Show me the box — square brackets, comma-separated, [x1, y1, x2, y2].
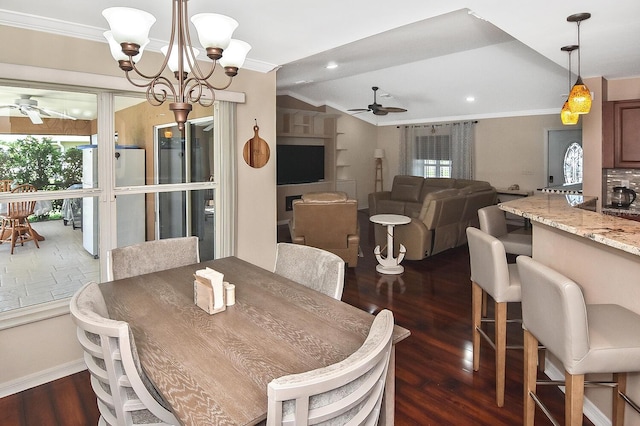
[39, 107, 77, 120]
[377, 106, 407, 113]
[347, 108, 370, 112]
[23, 107, 43, 124]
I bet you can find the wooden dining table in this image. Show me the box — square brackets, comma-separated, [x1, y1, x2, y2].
[100, 256, 410, 426]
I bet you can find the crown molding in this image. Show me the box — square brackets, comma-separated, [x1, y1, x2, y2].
[0, 9, 278, 74]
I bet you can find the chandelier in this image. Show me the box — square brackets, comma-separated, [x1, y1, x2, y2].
[102, 1, 251, 131]
[560, 45, 579, 126]
[566, 13, 591, 115]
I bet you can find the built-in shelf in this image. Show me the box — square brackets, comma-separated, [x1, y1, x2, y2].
[277, 133, 334, 139]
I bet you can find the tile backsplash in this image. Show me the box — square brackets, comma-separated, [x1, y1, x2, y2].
[604, 169, 640, 208]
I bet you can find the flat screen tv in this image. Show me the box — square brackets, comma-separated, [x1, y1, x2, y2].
[277, 145, 325, 185]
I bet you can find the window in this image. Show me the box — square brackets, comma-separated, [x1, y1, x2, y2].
[563, 142, 583, 184]
[0, 82, 232, 324]
[413, 135, 452, 178]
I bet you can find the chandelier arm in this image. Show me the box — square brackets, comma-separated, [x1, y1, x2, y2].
[208, 78, 234, 91]
[148, 76, 178, 104]
[184, 79, 215, 107]
[123, 72, 177, 105]
[181, 0, 209, 82]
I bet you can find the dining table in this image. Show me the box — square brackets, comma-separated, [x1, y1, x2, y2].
[99, 256, 410, 425]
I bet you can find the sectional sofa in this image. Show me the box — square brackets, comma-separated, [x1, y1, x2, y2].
[368, 175, 497, 260]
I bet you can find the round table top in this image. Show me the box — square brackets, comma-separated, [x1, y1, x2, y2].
[370, 214, 411, 226]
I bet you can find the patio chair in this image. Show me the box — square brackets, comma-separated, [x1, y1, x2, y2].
[0, 184, 40, 254]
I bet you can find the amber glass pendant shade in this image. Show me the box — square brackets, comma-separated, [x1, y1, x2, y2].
[568, 76, 592, 114]
[561, 99, 579, 125]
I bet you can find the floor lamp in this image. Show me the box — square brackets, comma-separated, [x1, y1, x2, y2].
[374, 149, 385, 192]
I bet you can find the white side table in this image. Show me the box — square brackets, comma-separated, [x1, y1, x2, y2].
[369, 214, 411, 274]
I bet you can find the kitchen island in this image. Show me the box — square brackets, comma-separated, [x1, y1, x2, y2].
[499, 194, 640, 425]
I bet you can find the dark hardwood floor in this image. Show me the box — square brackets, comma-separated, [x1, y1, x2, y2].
[0, 210, 592, 425]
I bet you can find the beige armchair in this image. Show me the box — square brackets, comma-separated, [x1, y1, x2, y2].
[288, 191, 360, 267]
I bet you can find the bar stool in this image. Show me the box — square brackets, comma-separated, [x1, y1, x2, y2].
[466, 226, 522, 407]
[478, 205, 532, 256]
[517, 256, 640, 426]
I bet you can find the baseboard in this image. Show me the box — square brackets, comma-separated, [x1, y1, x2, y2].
[545, 360, 610, 426]
[0, 358, 86, 398]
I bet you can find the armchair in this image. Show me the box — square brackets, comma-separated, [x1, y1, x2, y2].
[288, 191, 360, 267]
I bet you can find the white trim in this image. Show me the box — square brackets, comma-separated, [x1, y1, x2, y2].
[0, 63, 246, 103]
[0, 359, 86, 398]
[0, 299, 70, 331]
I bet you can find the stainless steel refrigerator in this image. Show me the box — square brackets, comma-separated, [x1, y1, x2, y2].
[82, 146, 146, 257]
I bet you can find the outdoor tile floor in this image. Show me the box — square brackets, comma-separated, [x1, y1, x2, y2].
[0, 219, 99, 312]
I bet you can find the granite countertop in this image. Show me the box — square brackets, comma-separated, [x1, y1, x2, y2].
[499, 194, 640, 257]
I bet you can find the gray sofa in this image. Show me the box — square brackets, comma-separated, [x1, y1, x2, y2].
[368, 175, 497, 260]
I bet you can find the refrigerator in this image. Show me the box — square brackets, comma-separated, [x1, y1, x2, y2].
[82, 146, 146, 257]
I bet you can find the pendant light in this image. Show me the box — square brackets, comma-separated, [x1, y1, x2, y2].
[567, 13, 592, 114]
[560, 45, 579, 125]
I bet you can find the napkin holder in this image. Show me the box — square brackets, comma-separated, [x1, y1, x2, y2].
[193, 268, 226, 315]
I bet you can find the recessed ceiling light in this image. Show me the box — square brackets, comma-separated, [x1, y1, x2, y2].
[326, 63, 338, 69]
[466, 96, 475, 102]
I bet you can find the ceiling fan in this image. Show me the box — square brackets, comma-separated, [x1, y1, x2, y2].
[348, 86, 407, 116]
[0, 95, 77, 124]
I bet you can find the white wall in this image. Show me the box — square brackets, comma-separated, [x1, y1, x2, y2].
[474, 114, 566, 192]
[0, 25, 276, 394]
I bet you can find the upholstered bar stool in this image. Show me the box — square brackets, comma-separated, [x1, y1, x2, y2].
[466, 226, 523, 407]
[517, 256, 640, 426]
[478, 205, 532, 256]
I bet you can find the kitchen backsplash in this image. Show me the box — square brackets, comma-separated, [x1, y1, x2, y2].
[604, 169, 640, 209]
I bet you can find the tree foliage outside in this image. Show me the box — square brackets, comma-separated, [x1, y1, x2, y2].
[0, 136, 84, 217]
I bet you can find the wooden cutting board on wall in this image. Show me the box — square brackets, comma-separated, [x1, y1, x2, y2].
[243, 125, 270, 168]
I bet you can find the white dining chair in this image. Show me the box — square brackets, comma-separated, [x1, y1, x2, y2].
[70, 282, 179, 426]
[274, 242, 345, 300]
[267, 309, 394, 426]
[108, 236, 200, 281]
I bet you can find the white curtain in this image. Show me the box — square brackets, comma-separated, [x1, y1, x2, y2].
[214, 100, 237, 257]
[451, 121, 475, 179]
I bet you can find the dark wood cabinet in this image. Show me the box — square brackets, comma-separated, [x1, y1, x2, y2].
[603, 99, 640, 168]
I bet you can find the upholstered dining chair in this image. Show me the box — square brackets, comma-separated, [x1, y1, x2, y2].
[108, 236, 200, 281]
[478, 205, 532, 256]
[274, 242, 345, 300]
[517, 256, 640, 426]
[267, 309, 394, 426]
[70, 282, 179, 426]
[0, 183, 40, 254]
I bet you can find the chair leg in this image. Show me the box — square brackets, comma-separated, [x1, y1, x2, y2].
[613, 373, 626, 426]
[523, 329, 538, 426]
[24, 221, 39, 249]
[495, 301, 507, 407]
[471, 282, 482, 372]
[538, 347, 546, 372]
[10, 221, 19, 254]
[482, 289, 488, 317]
[565, 371, 584, 426]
